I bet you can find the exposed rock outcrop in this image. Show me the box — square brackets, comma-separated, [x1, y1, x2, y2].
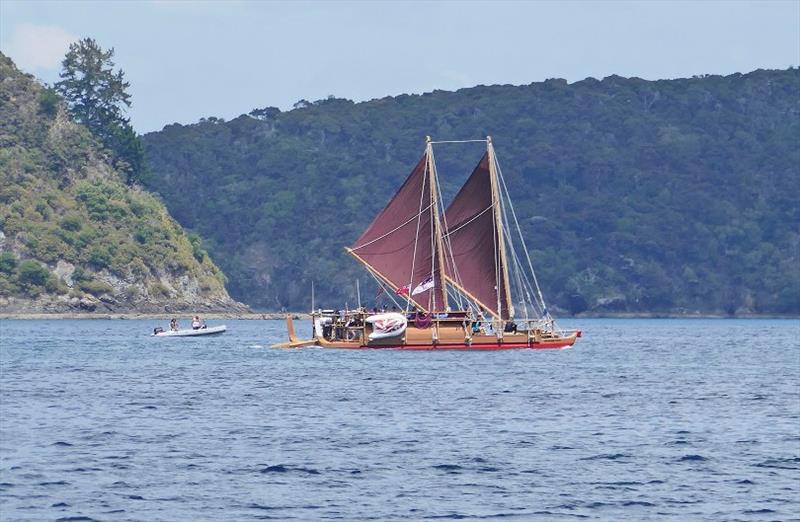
[0, 53, 247, 314]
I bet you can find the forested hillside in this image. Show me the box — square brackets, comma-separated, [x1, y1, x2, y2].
[143, 68, 799, 314]
[0, 53, 245, 313]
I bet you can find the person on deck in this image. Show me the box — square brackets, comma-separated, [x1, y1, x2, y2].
[192, 316, 202, 330]
[472, 311, 485, 334]
[170, 318, 178, 331]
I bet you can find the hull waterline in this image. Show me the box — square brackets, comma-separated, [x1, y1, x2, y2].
[316, 334, 577, 351]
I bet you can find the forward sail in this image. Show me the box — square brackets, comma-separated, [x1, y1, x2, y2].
[277, 135, 580, 351]
[347, 151, 446, 312]
[442, 151, 511, 319]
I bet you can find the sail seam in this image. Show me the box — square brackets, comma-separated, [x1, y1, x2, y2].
[351, 203, 434, 251]
[442, 205, 494, 237]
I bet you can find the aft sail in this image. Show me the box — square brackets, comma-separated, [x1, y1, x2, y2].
[346, 149, 447, 312]
[442, 151, 512, 319]
[274, 135, 580, 351]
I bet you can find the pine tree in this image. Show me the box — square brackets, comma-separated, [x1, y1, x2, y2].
[55, 38, 145, 184]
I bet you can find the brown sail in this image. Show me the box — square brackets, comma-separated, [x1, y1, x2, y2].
[275, 136, 580, 352]
[347, 153, 445, 312]
[443, 152, 511, 319]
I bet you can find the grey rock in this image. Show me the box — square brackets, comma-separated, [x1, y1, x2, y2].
[79, 297, 97, 311]
[53, 260, 76, 287]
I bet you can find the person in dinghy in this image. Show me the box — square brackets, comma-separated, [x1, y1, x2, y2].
[192, 315, 207, 330]
[153, 318, 226, 337]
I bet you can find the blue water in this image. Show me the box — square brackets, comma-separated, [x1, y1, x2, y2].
[0, 318, 798, 521]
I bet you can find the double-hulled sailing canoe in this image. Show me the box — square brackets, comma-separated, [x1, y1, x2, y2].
[274, 137, 580, 350]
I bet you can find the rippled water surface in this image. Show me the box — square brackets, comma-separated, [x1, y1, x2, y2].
[1, 318, 798, 521]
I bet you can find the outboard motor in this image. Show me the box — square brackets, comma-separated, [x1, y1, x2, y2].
[153, 327, 164, 335]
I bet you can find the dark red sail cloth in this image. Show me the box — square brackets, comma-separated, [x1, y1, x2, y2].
[442, 152, 510, 319]
[348, 153, 445, 312]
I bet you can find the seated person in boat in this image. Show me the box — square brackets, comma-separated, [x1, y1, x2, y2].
[473, 311, 488, 334]
[170, 318, 178, 331]
[192, 315, 205, 330]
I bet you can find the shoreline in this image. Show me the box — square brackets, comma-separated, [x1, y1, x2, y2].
[0, 312, 312, 321]
[0, 312, 796, 320]
[573, 311, 800, 320]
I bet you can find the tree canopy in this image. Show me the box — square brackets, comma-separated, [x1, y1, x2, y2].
[142, 68, 800, 315]
[0, 52, 235, 312]
[55, 38, 145, 185]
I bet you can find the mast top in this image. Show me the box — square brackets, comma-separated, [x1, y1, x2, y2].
[425, 135, 432, 144]
[486, 135, 492, 144]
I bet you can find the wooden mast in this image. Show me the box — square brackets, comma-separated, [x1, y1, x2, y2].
[426, 136, 449, 312]
[487, 136, 514, 320]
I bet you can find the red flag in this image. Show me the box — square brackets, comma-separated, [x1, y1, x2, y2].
[396, 285, 410, 297]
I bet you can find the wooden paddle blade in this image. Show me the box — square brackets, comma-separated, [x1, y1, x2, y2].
[271, 314, 316, 348]
[271, 338, 317, 349]
[286, 315, 298, 342]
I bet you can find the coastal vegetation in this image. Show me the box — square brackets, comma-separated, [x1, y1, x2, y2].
[0, 52, 241, 312]
[142, 68, 799, 315]
[55, 38, 146, 185]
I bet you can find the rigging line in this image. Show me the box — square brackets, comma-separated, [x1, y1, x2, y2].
[504, 227, 544, 318]
[406, 155, 428, 315]
[500, 199, 530, 317]
[506, 230, 529, 315]
[429, 139, 488, 144]
[442, 205, 493, 237]
[491, 159, 502, 323]
[496, 161, 537, 303]
[367, 268, 403, 310]
[496, 180, 537, 315]
[494, 155, 548, 311]
[432, 148, 467, 310]
[448, 286, 480, 315]
[488, 143, 506, 323]
[428, 145, 437, 312]
[350, 202, 434, 251]
[498, 176, 544, 318]
[429, 171, 437, 312]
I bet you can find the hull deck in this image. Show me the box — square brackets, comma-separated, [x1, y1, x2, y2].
[274, 315, 578, 350]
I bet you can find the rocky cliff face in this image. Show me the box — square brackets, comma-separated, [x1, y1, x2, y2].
[0, 53, 247, 313]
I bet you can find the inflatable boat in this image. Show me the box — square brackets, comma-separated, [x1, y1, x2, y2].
[153, 325, 226, 337]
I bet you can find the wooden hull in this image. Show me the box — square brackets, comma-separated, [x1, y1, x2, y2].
[274, 315, 579, 351]
[316, 335, 576, 351]
[313, 318, 580, 351]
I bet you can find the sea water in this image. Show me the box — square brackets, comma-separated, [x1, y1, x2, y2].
[0, 318, 798, 521]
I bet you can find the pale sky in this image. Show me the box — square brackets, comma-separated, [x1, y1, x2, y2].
[1, 0, 798, 133]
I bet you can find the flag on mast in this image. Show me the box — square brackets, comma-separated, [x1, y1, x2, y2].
[396, 285, 410, 297]
[412, 275, 435, 296]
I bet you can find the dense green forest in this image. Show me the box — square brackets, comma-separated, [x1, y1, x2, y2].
[143, 68, 799, 314]
[0, 53, 240, 312]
